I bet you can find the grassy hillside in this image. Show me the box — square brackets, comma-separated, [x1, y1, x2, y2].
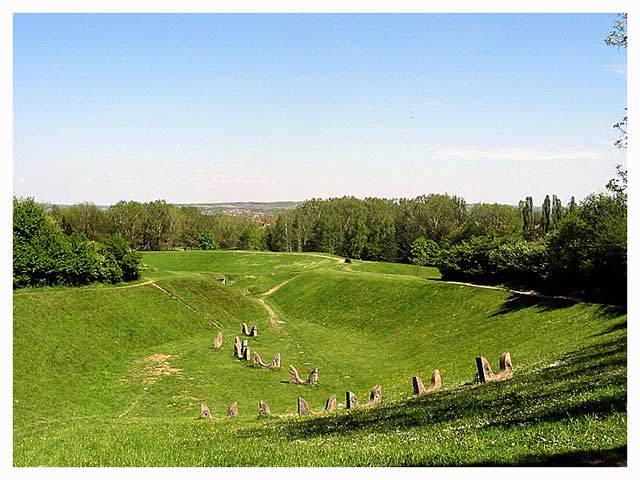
[13, 251, 626, 466]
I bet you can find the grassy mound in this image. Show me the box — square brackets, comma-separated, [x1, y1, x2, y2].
[13, 251, 626, 466]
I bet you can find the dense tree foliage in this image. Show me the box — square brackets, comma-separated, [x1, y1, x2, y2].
[266, 194, 467, 262]
[410, 237, 441, 267]
[49, 200, 268, 252]
[13, 198, 141, 288]
[437, 168, 627, 305]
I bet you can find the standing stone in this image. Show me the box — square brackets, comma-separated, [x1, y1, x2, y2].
[241, 322, 250, 336]
[242, 345, 251, 361]
[258, 400, 272, 418]
[499, 352, 513, 378]
[324, 395, 337, 412]
[227, 402, 238, 418]
[428, 369, 442, 392]
[289, 365, 304, 384]
[307, 368, 319, 385]
[271, 352, 281, 369]
[200, 403, 212, 419]
[413, 376, 427, 395]
[297, 397, 311, 415]
[253, 351, 266, 367]
[249, 325, 258, 337]
[233, 336, 242, 358]
[476, 356, 495, 383]
[369, 385, 382, 405]
[213, 332, 223, 349]
[346, 391, 358, 409]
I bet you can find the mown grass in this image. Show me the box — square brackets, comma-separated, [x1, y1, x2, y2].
[344, 259, 442, 279]
[13, 250, 626, 466]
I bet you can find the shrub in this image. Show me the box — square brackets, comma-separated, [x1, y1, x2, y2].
[410, 237, 441, 267]
[198, 231, 219, 250]
[13, 198, 142, 288]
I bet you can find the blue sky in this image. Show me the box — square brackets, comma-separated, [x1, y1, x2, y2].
[13, 13, 626, 205]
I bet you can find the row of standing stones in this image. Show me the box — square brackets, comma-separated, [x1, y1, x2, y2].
[204, 324, 513, 419]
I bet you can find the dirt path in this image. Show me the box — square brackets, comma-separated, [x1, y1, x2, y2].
[257, 298, 285, 326]
[262, 276, 300, 296]
[257, 274, 305, 326]
[107, 279, 156, 290]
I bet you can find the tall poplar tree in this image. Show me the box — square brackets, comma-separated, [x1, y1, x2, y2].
[521, 196, 534, 240]
[541, 195, 551, 234]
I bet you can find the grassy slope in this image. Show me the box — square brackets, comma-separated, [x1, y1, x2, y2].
[13, 251, 626, 466]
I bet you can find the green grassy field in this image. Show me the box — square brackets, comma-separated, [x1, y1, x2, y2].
[13, 251, 626, 466]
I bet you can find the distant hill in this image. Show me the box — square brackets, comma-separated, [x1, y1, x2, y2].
[184, 201, 301, 213]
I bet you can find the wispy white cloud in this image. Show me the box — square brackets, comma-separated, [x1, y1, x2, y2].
[605, 63, 627, 76]
[429, 146, 616, 162]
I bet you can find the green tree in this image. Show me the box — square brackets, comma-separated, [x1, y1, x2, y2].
[239, 223, 265, 251]
[410, 237, 441, 267]
[198, 231, 219, 250]
[13, 198, 72, 288]
[551, 195, 564, 231]
[568, 196, 578, 216]
[546, 167, 627, 303]
[541, 195, 551, 234]
[464, 203, 522, 239]
[107, 201, 146, 249]
[521, 196, 534, 240]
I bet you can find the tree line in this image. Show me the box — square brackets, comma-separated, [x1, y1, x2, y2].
[46, 200, 268, 252]
[14, 167, 626, 304]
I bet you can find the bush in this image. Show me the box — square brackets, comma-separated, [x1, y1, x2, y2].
[410, 237, 441, 267]
[439, 236, 547, 288]
[13, 198, 142, 288]
[198, 231, 219, 250]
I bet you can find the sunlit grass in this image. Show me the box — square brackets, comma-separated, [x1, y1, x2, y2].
[14, 250, 626, 466]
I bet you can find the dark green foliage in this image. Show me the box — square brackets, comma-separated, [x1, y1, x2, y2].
[239, 223, 266, 250]
[344, 257, 352, 264]
[52, 200, 269, 252]
[521, 196, 534, 240]
[13, 198, 141, 288]
[13, 198, 74, 288]
[438, 236, 498, 281]
[410, 237, 441, 267]
[464, 203, 522, 238]
[547, 188, 626, 304]
[541, 195, 551, 234]
[439, 168, 626, 304]
[198, 231, 219, 250]
[551, 195, 564, 231]
[49, 202, 107, 241]
[266, 194, 466, 262]
[489, 240, 548, 286]
[568, 196, 578, 216]
[102, 234, 142, 281]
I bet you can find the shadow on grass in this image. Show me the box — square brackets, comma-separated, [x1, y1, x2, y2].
[490, 295, 576, 316]
[596, 319, 627, 336]
[489, 294, 626, 318]
[467, 445, 626, 466]
[241, 335, 626, 458]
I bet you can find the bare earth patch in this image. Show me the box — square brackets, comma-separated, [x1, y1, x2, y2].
[123, 354, 182, 384]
